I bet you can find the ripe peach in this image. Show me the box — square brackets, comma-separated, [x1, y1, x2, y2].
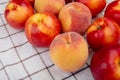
[50, 32, 89, 72]
[58, 2, 92, 35]
[34, 0, 65, 16]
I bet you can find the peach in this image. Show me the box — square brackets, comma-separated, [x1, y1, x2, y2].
[58, 2, 92, 35]
[34, 0, 65, 16]
[50, 32, 89, 72]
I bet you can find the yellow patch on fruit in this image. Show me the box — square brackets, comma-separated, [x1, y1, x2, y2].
[34, 0, 65, 15]
[7, 3, 16, 10]
[103, 27, 114, 43]
[87, 19, 104, 34]
[87, 25, 97, 34]
[113, 6, 120, 10]
[37, 14, 57, 37]
[113, 1, 120, 11]
[114, 57, 120, 79]
[59, 8, 71, 32]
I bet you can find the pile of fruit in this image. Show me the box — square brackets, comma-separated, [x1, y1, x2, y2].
[4, 0, 120, 80]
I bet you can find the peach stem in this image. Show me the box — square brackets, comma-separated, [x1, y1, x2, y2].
[67, 32, 71, 44]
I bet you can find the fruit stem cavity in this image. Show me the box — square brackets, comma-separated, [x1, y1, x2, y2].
[97, 25, 102, 30]
[119, 61, 120, 66]
[12, 5, 17, 10]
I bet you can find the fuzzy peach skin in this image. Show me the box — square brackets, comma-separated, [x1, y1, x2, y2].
[25, 12, 61, 47]
[58, 2, 92, 35]
[50, 32, 89, 72]
[34, 0, 65, 16]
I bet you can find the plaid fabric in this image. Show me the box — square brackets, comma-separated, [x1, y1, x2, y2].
[0, 0, 113, 80]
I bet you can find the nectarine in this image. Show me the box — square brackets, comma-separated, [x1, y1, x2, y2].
[25, 12, 61, 47]
[105, 0, 120, 26]
[90, 45, 120, 80]
[4, 0, 34, 30]
[86, 17, 120, 50]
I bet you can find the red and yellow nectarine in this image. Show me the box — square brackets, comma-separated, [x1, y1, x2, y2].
[105, 0, 120, 26]
[86, 17, 120, 50]
[25, 12, 61, 47]
[90, 45, 120, 80]
[4, 0, 34, 30]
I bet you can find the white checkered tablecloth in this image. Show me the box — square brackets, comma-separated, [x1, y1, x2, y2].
[0, 0, 114, 80]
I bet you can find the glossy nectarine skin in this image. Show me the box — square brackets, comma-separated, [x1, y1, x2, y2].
[76, 0, 106, 17]
[105, 0, 120, 26]
[86, 17, 120, 50]
[50, 32, 88, 72]
[4, 0, 34, 30]
[25, 13, 61, 47]
[90, 45, 120, 80]
[59, 2, 92, 34]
